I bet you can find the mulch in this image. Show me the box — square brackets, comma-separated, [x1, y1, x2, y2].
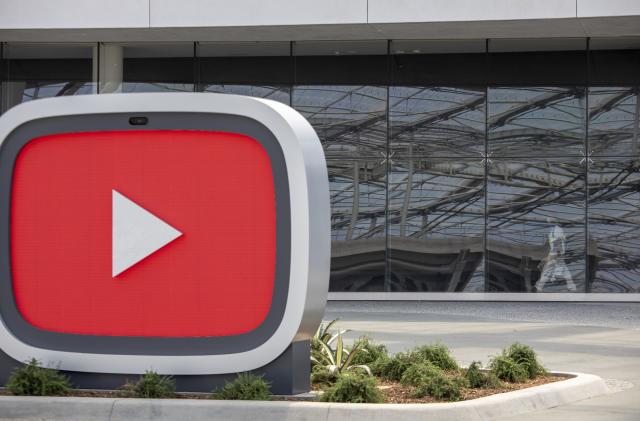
[377, 375, 562, 404]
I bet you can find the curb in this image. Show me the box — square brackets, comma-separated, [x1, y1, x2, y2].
[0, 372, 609, 421]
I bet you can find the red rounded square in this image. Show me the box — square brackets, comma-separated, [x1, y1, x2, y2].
[10, 130, 276, 338]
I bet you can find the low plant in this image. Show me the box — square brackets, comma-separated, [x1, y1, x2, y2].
[489, 355, 529, 383]
[376, 352, 415, 381]
[410, 344, 459, 371]
[212, 373, 271, 401]
[122, 371, 176, 398]
[411, 374, 466, 401]
[349, 336, 389, 366]
[504, 343, 546, 379]
[320, 373, 384, 403]
[6, 358, 71, 396]
[400, 361, 443, 387]
[312, 329, 372, 376]
[464, 361, 502, 389]
[311, 319, 347, 370]
[311, 366, 340, 387]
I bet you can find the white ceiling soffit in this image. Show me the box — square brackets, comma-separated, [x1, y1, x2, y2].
[0, 0, 639, 42]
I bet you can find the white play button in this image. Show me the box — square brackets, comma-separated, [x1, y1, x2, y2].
[112, 190, 182, 277]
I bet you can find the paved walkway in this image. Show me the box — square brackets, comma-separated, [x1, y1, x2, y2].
[324, 301, 640, 420]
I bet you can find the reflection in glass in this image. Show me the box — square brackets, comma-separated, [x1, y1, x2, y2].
[292, 86, 387, 157]
[390, 87, 485, 157]
[120, 43, 194, 93]
[1, 43, 95, 113]
[588, 159, 640, 292]
[200, 85, 290, 105]
[388, 159, 485, 291]
[197, 41, 292, 90]
[328, 158, 386, 291]
[487, 159, 585, 292]
[488, 87, 585, 157]
[589, 87, 639, 157]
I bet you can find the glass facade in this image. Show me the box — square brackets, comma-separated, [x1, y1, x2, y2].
[2, 38, 639, 294]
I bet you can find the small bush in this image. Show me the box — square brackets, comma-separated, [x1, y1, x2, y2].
[123, 371, 176, 398]
[489, 355, 528, 383]
[483, 372, 504, 388]
[464, 361, 503, 389]
[400, 362, 443, 387]
[504, 343, 546, 379]
[369, 354, 390, 377]
[411, 375, 466, 401]
[464, 361, 485, 388]
[349, 336, 389, 366]
[212, 373, 271, 401]
[410, 344, 459, 371]
[320, 373, 384, 403]
[311, 367, 339, 388]
[6, 358, 71, 396]
[376, 352, 415, 381]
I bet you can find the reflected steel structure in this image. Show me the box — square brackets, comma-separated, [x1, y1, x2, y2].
[1, 41, 639, 295]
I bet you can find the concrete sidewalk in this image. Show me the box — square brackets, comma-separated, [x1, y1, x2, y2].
[325, 301, 640, 421]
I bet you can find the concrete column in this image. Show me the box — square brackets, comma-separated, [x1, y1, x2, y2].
[95, 44, 123, 93]
[1, 81, 27, 113]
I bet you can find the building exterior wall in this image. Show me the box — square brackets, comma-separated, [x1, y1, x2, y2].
[1, 1, 639, 300]
[3, 0, 640, 30]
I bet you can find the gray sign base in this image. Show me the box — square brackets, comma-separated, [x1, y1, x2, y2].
[0, 340, 310, 395]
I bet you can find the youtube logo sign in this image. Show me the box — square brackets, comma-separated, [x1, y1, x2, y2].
[12, 129, 278, 338]
[0, 93, 330, 392]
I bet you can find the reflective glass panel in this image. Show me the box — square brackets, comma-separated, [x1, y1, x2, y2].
[116, 43, 194, 93]
[197, 41, 291, 104]
[488, 38, 587, 86]
[488, 87, 586, 157]
[292, 85, 387, 158]
[589, 37, 640, 86]
[390, 86, 485, 157]
[328, 158, 386, 291]
[388, 158, 485, 291]
[294, 41, 387, 85]
[588, 87, 639, 157]
[200, 84, 290, 105]
[391, 39, 487, 86]
[487, 159, 586, 292]
[1, 43, 95, 113]
[588, 158, 640, 292]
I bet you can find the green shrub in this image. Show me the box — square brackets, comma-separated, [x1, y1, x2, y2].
[312, 331, 373, 376]
[369, 354, 390, 377]
[349, 336, 389, 366]
[464, 361, 503, 389]
[123, 371, 176, 398]
[483, 372, 504, 388]
[311, 319, 348, 371]
[489, 355, 528, 383]
[504, 343, 546, 379]
[411, 374, 466, 401]
[6, 358, 71, 396]
[400, 362, 443, 387]
[376, 352, 415, 381]
[320, 373, 384, 403]
[212, 373, 271, 401]
[464, 361, 485, 388]
[311, 367, 339, 387]
[410, 344, 459, 371]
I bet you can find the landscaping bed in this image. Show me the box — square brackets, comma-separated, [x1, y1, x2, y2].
[0, 319, 574, 405]
[0, 373, 564, 403]
[373, 374, 563, 403]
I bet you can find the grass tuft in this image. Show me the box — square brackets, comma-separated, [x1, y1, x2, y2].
[212, 373, 271, 401]
[6, 358, 71, 396]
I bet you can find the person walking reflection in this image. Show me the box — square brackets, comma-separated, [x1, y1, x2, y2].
[536, 217, 577, 292]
